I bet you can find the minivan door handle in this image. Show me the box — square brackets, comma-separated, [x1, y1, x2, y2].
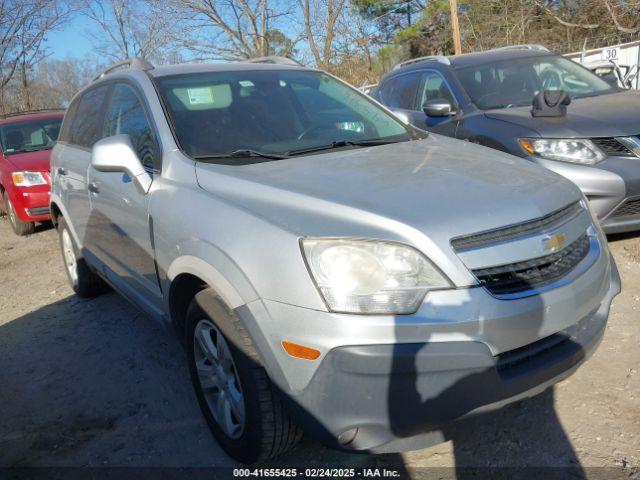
[88, 182, 100, 194]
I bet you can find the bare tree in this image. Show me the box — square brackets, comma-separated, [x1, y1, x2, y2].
[174, 0, 292, 60]
[296, 0, 347, 69]
[0, 0, 70, 94]
[539, 0, 640, 35]
[0, 54, 104, 114]
[79, 0, 181, 62]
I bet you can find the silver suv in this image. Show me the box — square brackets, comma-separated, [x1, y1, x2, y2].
[51, 57, 620, 463]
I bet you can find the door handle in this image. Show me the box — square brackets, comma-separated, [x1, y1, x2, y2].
[57, 167, 67, 176]
[88, 182, 100, 194]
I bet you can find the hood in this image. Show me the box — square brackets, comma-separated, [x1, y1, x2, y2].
[484, 90, 640, 138]
[4, 149, 52, 172]
[195, 134, 581, 244]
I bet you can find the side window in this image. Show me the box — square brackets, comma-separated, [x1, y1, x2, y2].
[418, 72, 458, 108]
[381, 73, 420, 110]
[104, 83, 160, 172]
[68, 85, 110, 148]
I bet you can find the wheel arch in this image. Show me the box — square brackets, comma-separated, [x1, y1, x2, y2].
[167, 254, 258, 342]
[50, 201, 62, 227]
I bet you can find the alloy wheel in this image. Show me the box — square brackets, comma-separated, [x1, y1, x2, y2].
[61, 228, 78, 284]
[6, 197, 17, 229]
[193, 319, 246, 439]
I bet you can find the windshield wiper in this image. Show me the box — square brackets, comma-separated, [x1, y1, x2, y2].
[285, 139, 398, 157]
[193, 149, 290, 161]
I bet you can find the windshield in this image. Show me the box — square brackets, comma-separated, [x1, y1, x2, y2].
[0, 117, 62, 155]
[457, 55, 616, 110]
[155, 70, 410, 161]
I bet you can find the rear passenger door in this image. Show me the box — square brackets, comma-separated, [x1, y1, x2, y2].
[86, 82, 163, 313]
[54, 84, 110, 244]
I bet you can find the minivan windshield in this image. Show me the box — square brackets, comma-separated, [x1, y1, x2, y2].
[155, 70, 411, 161]
[457, 55, 616, 110]
[0, 117, 62, 155]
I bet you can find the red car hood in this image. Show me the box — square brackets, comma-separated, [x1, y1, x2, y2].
[4, 149, 52, 172]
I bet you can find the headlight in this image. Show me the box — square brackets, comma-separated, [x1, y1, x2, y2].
[12, 171, 47, 187]
[301, 238, 451, 314]
[519, 138, 605, 165]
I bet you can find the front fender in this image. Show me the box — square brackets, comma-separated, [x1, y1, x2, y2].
[165, 240, 259, 310]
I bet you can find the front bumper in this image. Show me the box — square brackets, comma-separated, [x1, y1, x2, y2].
[236, 243, 619, 452]
[534, 155, 640, 233]
[9, 186, 51, 222]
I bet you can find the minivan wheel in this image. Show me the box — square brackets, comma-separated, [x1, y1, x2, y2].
[4, 192, 35, 236]
[186, 289, 302, 464]
[57, 216, 108, 297]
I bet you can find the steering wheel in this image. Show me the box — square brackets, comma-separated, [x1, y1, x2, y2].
[297, 124, 331, 141]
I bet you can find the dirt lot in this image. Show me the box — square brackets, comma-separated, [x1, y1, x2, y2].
[0, 217, 638, 477]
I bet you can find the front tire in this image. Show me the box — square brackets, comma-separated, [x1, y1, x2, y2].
[186, 289, 302, 464]
[4, 192, 34, 236]
[57, 216, 108, 297]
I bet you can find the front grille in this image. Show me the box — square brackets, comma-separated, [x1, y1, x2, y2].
[612, 198, 640, 218]
[451, 201, 583, 251]
[473, 233, 590, 295]
[26, 206, 50, 216]
[591, 137, 635, 157]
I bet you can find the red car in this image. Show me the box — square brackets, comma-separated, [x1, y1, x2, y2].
[0, 110, 64, 235]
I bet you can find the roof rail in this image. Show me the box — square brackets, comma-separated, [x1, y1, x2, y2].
[93, 57, 155, 81]
[490, 44, 550, 53]
[244, 56, 302, 66]
[0, 108, 65, 119]
[392, 55, 451, 70]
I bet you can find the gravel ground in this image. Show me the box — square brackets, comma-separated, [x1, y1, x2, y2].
[0, 217, 638, 477]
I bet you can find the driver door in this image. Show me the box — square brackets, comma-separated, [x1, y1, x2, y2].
[417, 71, 459, 136]
[86, 82, 163, 315]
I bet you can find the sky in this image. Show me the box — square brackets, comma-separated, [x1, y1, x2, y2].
[43, 14, 95, 60]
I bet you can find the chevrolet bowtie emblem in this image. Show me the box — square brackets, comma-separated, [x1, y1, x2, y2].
[543, 233, 566, 252]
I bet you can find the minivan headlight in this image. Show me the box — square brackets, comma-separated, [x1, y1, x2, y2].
[12, 171, 47, 187]
[301, 238, 451, 314]
[519, 138, 605, 165]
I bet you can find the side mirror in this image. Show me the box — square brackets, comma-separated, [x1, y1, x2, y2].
[423, 99, 453, 117]
[91, 134, 152, 194]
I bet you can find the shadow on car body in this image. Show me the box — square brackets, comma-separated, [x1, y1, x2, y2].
[0, 287, 590, 479]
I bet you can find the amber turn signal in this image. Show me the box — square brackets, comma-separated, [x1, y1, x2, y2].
[282, 341, 321, 360]
[519, 139, 536, 155]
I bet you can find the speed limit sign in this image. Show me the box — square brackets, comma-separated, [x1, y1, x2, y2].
[601, 47, 621, 61]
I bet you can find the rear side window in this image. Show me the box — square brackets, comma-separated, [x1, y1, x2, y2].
[104, 83, 160, 172]
[67, 85, 110, 148]
[380, 73, 420, 110]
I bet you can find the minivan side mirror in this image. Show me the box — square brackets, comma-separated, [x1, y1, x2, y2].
[91, 134, 152, 194]
[423, 99, 454, 117]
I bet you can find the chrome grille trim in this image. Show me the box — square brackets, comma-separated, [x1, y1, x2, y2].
[473, 232, 599, 300]
[451, 201, 584, 252]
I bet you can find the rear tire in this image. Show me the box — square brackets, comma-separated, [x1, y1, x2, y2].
[186, 289, 302, 464]
[57, 216, 108, 297]
[4, 192, 35, 236]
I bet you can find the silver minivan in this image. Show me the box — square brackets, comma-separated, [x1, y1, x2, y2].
[50, 57, 620, 463]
